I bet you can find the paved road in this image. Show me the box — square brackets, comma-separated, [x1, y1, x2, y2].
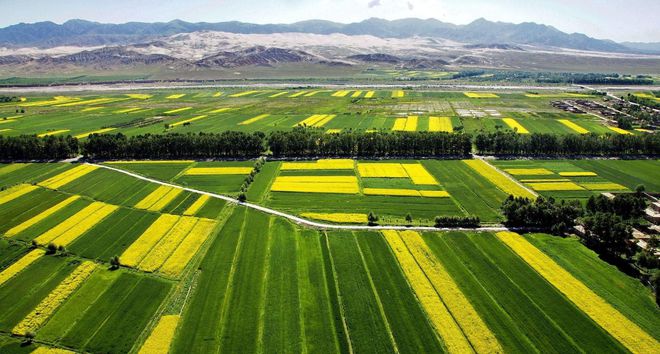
[92, 162, 509, 232]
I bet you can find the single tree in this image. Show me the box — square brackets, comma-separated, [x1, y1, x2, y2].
[110, 256, 120, 270]
[405, 213, 413, 226]
[46, 243, 57, 255]
[368, 212, 379, 226]
[237, 193, 247, 203]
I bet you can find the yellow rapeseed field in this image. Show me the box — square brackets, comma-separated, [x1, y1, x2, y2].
[139, 217, 198, 272]
[300, 213, 368, 223]
[114, 107, 142, 114]
[580, 183, 628, 191]
[363, 188, 420, 197]
[238, 114, 270, 125]
[5, 196, 80, 237]
[166, 94, 186, 99]
[381, 230, 474, 353]
[163, 107, 193, 115]
[207, 107, 231, 114]
[463, 159, 536, 199]
[464, 92, 499, 98]
[418, 190, 451, 198]
[229, 90, 260, 98]
[37, 130, 70, 138]
[20, 96, 80, 107]
[38, 164, 98, 189]
[13, 261, 97, 336]
[304, 90, 325, 97]
[635, 128, 654, 133]
[183, 195, 210, 216]
[428, 117, 453, 133]
[126, 94, 152, 99]
[326, 129, 342, 134]
[160, 219, 217, 277]
[269, 91, 289, 98]
[608, 126, 633, 135]
[185, 167, 253, 175]
[74, 128, 116, 139]
[404, 116, 418, 131]
[170, 115, 208, 127]
[213, 92, 224, 97]
[281, 159, 354, 170]
[34, 203, 117, 247]
[332, 90, 351, 97]
[0, 184, 38, 205]
[558, 119, 590, 134]
[105, 160, 193, 164]
[392, 118, 407, 131]
[502, 118, 530, 134]
[31, 347, 76, 354]
[520, 178, 570, 183]
[314, 114, 336, 127]
[271, 176, 359, 194]
[0, 249, 45, 286]
[138, 315, 180, 354]
[296, 114, 336, 127]
[351, 90, 363, 98]
[527, 182, 585, 191]
[357, 163, 408, 178]
[81, 107, 103, 112]
[496, 231, 660, 354]
[135, 186, 183, 211]
[289, 91, 309, 98]
[391, 90, 405, 98]
[402, 164, 438, 185]
[559, 171, 597, 177]
[504, 168, 554, 176]
[55, 97, 128, 107]
[120, 214, 180, 267]
[401, 230, 502, 353]
[365, 91, 376, 98]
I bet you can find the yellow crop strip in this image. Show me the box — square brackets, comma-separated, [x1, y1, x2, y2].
[401, 230, 502, 352]
[289, 91, 309, 98]
[81, 107, 103, 112]
[300, 213, 368, 223]
[382, 230, 474, 353]
[464, 92, 499, 98]
[138, 315, 180, 354]
[326, 129, 342, 134]
[13, 261, 97, 336]
[139, 217, 198, 272]
[419, 190, 451, 198]
[363, 188, 420, 197]
[304, 90, 325, 97]
[404, 116, 418, 131]
[160, 219, 217, 277]
[135, 186, 182, 211]
[126, 94, 152, 100]
[105, 160, 193, 164]
[229, 90, 260, 98]
[149, 188, 183, 212]
[365, 91, 376, 98]
[297, 114, 328, 127]
[527, 182, 585, 191]
[120, 214, 180, 267]
[163, 107, 193, 115]
[114, 107, 142, 114]
[608, 126, 633, 135]
[0, 249, 45, 286]
[559, 171, 597, 177]
[184, 195, 210, 216]
[238, 114, 270, 125]
[5, 196, 80, 237]
[0, 129, 12, 132]
[0, 184, 38, 205]
[357, 163, 408, 177]
[281, 159, 354, 170]
[269, 91, 289, 98]
[391, 118, 407, 131]
[166, 94, 186, 99]
[496, 231, 660, 353]
[504, 168, 554, 176]
[271, 176, 359, 194]
[208, 107, 231, 114]
[402, 164, 438, 185]
[635, 128, 653, 133]
[37, 130, 70, 138]
[463, 159, 536, 199]
[332, 90, 350, 97]
[392, 90, 405, 98]
[314, 114, 336, 127]
[429, 117, 453, 132]
[74, 128, 116, 139]
[51, 204, 117, 247]
[185, 167, 253, 175]
[580, 183, 628, 191]
[351, 90, 363, 98]
[0, 119, 16, 125]
[39, 165, 98, 189]
[32, 347, 76, 354]
[55, 97, 128, 107]
[212, 92, 224, 97]
[502, 118, 529, 134]
[558, 119, 589, 134]
[171, 115, 208, 127]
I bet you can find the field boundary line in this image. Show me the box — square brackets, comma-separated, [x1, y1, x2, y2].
[91, 163, 509, 232]
[474, 157, 539, 198]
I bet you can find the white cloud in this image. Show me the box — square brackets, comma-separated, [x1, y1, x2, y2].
[368, 0, 382, 8]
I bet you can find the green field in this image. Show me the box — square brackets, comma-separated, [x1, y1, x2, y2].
[0, 159, 658, 353]
[1, 89, 644, 138]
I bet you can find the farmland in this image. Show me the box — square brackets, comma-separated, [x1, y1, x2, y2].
[0, 89, 647, 139]
[0, 157, 658, 352]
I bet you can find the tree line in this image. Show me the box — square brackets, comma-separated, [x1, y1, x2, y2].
[1, 129, 659, 161]
[475, 131, 660, 156]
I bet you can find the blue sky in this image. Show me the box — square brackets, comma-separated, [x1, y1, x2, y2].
[1, 0, 658, 42]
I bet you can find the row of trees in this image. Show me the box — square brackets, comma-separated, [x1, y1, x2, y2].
[268, 128, 472, 157]
[83, 132, 265, 159]
[475, 131, 660, 156]
[0, 135, 79, 160]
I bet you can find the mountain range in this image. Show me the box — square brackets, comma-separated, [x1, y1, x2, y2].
[0, 17, 652, 54]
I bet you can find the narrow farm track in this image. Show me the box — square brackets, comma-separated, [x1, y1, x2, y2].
[91, 163, 509, 232]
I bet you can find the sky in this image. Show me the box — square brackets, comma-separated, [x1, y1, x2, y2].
[0, 0, 658, 42]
